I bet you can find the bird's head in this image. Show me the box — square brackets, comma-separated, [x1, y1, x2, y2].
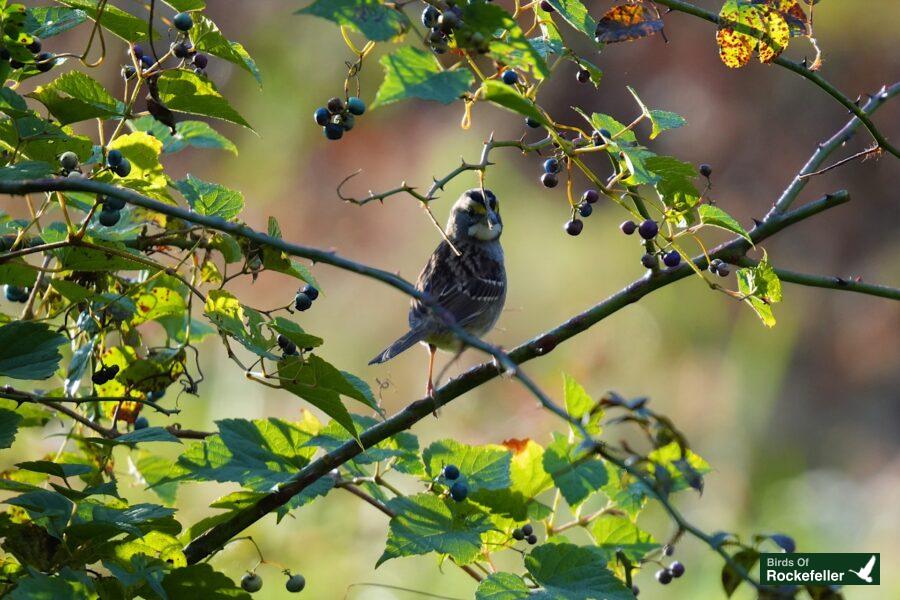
[446, 188, 502, 242]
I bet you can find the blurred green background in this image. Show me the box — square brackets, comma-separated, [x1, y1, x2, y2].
[5, 1, 900, 598]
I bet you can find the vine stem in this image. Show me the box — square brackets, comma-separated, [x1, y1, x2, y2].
[652, 0, 899, 158]
[730, 258, 900, 301]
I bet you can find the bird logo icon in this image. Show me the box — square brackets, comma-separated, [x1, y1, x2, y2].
[848, 555, 877, 583]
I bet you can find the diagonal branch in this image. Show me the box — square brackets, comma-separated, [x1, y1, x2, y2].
[181, 189, 853, 565]
[653, 0, 900, 159]
[731, 257, 900, 301]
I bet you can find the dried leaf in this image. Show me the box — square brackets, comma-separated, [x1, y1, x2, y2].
[595, 4, 663, 44]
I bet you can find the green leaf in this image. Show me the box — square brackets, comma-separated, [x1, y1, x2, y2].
[645, 155, 700, 224]
[462, 3, 548, 79]
[566, 56, 603, 88]
[474, 438, 553, 521]
[106, 131, 172, 203]
[8, 568, 96, 600]
[29, 71, 123, 125]
[177, 174, 244, 220]
[544, 0, 598, 38]
[722, 549, 760, 597]
[0, 321, 66, 380]
[132, 285, 187, 325]
[736, 252, 782, 328]
[621, 146, 659, 186]
[481, 79, 548, 126]
[132, 452, 179, 504]
[0, 160, 54, 180]
[168, 418, 330, 506]
[163, 0, 206, 11]
[25, 7, 88, 38]
[476, 572, 530, 600]
[591, 514, 659, 563]
[16, 460, 93, 480]
[192, 15, 261, 84]
[563, 373, 602, 436]
[423, 439, 511, 492]
[0, 259, 38, 287]
[130, 116, 237, 155]
[115, 427, 182, 445]
[261, 246, 318, 286]
[542, 433, 607, 508]
[372, 46, 474, 108]
[64, 337, 95, 396]
[647, 442, 711, 493]
[6, 489, 74, 538]
[55, 242, 149, 272]
[309, 415, 419, 469]
[296, 0, 408, 42]
[204, 290, 277, 358]
[59, 0, 156, 42]
[699, 205, 751, 242]
[154, 70, 252, 129]
[278, 354, 378, 437]
[377, 493, 493, 566]
[0, 408, 23, 449]
[525, 543, 633, 599]
[162, 564, 252, 599]
[648, 109, 686, 139]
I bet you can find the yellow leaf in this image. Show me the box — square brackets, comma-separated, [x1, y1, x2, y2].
[716, 0, 760, 69]
[757, 6, 790, 63]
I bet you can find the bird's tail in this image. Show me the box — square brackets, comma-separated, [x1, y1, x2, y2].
[368, 329, 426, 365]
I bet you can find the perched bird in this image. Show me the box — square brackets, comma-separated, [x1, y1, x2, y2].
[369, 188, 506, 398]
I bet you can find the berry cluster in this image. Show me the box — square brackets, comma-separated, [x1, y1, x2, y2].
[619, 218, 684, 270]
[313, 97, 366, 141]
[276, 334, 298, 357]
[442, 464, 468, 501]
[91, 364, 120, 386]
[1, 39, 56, 74]
[4, 285, 29, 303]
[655, 561, 686, 586]
[541, 157, 560, 188]
[120, 12, 208, 84]
[708, 258, 730, 277]
[240, 571, 306, 594]
[565, 189, 599, 236]
[97, 193, 128, 227]
[294, 284, 318, 311]
[511, 523, 539, 546]
[422, 4, 467, 55]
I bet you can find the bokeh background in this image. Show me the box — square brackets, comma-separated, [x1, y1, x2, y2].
[5, 1, 900, 598]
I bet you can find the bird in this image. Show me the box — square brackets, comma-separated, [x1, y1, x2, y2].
[848, 555, 876, 583]
[369, 188, 506, 399]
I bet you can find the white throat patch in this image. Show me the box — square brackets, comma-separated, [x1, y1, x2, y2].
[468, 222, 502, 241]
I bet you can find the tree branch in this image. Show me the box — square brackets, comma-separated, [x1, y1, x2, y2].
[181, 189, 853, 565]
[732, 257, 900, 301]
[652, 0, 900, 159]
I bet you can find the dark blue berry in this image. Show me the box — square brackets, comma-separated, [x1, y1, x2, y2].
[192, 53, 208, 69]
[540, 172, 558, 188]
[301, 285, 319, 301]
[134, 416, 149, 430]
[140, 55, 154, 70]
[326, 97, 344, 114]
[525, 117, 540, 128]
[656, 569, 673, 585]
[122, 65, 137, 80]
[173, 12, 194, 31]
[323, 123, 344, 140]
[543, 157, 559, 174]
[4, 285, 28, 303]
[576, 68, 590, 83]
[438, 11, 458, 33]
[98, 209, 121, 227]
[526, 534, 538, 545]
[340, 113, 355, 131]
[521, 524, 533, 536]
[59, 151, 78, 170]
[114, 158, 131, 177]
[26, 37, 41, 53]
[422, 5, 440, 27]
[347, 96, 366, 116]
[699, 163, 712, 178]
[512, 528, 525, 540]
[172, 41, 191, 58]
[314, 107, 330, 126]
[132, 44, 144, 59]
[620, 220, 637, 235]
[638, 219, 658, 240]
[540, 0, 555, 12]
[449, 481, 468, 501]
[501, 70, 519, 85]
[670, 562, 685, 578]
[106, 149, 123, 167]
[241, 573, 262, 593]
[285, 574, 305, 593]
[663, 250, 681, 268]
[295, 292, 313, 311]
[443, 464, 460, 480]
[36, 52, 55, 72]
[565, 219, 583, 236]
[641, 253, 657, 269]
[582, 189, 599, 204]
[103, 195, 126, 211]
[579, 203, 593, 218]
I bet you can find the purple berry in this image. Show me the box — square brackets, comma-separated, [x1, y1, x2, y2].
[663, 251, 681, 268]
[638, 219, 658, 240]
[620, 220, 637, 235]
[540, 173, 558, 188]
[565, 219, 583, 236]
[582, 189, 599, 204]
[670, 561, 685, 578]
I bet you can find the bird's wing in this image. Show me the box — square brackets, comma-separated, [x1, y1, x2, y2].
[862, 555, 876, 576]
[410, 241, 505, 329]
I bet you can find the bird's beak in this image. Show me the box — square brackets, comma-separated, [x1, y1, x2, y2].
[486, 209, 501, 231]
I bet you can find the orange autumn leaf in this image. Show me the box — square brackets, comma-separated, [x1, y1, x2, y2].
[595, 4, 664, 44]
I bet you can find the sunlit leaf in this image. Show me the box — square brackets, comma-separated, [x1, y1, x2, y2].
[372, 46, 474, 108]
[595, 4, 663, 44]
[296, 0, 408, 42]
